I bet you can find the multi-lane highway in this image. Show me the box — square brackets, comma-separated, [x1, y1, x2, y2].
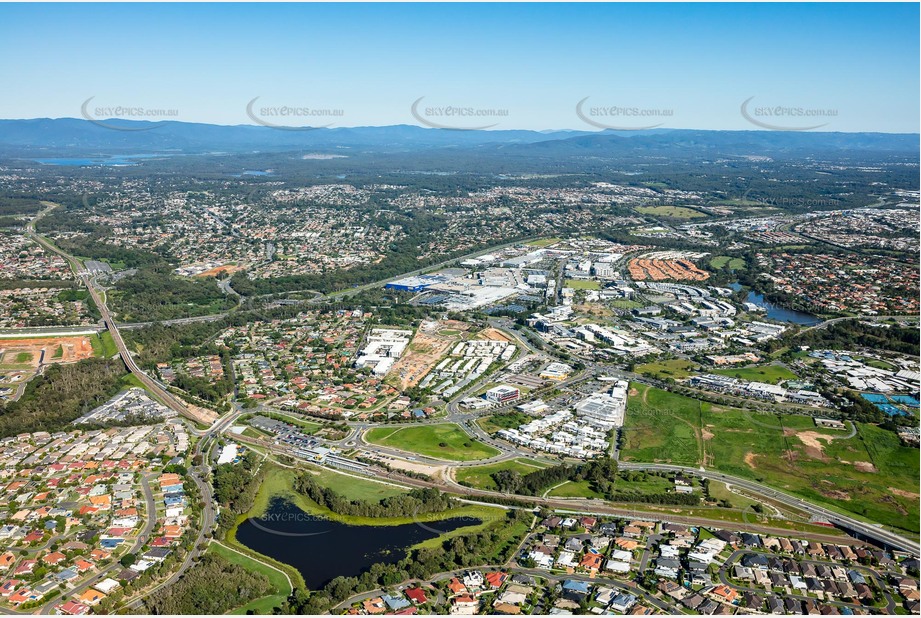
[618, 463, 921, 556]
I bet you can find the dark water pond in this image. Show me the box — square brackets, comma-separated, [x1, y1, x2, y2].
[236, 497, 480, 589]
[729, 283, 821, 325]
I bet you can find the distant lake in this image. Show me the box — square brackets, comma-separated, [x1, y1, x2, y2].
[236, 497, 479, 589]
[229, 170, 273, 177]
[730, 283, 821, 326]
[32, 153, 174, 166]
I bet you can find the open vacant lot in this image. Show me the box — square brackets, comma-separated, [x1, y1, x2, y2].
[390, 320, 468, 389]
[621, 383, 920, 533]
[565, 279, 601, 290]
[454, 458, 548, 490]
[711, 364, 797, 384]
[365, 423, 500, 462]
[709, 255, 746, 270]
[635, 358, 698, 379]
[0, 335, 94, 367]
[635, 205, 707, 219]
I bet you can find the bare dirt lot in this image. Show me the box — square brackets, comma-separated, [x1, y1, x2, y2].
[479, 327, 512, 342]
[790, 430, 839, 461]
[0, 336, 98, 401]
[389, 320, 469, 389]
[0, 336, 95, 367]
[194, 264, 244, 278]
[890, 487, 920, 500]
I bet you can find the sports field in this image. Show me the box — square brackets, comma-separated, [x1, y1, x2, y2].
[365, 423, 500, 462]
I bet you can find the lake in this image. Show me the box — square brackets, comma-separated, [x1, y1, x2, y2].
[730, 283, 821, 326]
[229, 170, 273, 177]
[236, 497, 480, 589]
[32, 153, 175, 166]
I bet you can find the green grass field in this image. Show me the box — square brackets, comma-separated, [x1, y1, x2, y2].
[119, 373, 162, 398]
[610, 299, 643, 310]
[242, 427, 268, 440]
[365, 423, 500, 462]
[620, 383, 703, 466]
[635, 359, 698, 379]
[636, 205, 707, 219]
[564, 279, 601, 290]
[709, 255, 746, 270]
[621, 383, 921, 534]
[243, 464, 503, 543]
[51, 345, 63, 359]
[208, 542, 292, 614]
[526, 237, 561, 248]
[614, 473, 678, 496]
[258, 462, 404, 505]
[860, 357, 897, 371]
[476, 411, 530, 434]
[546, 480, 606, 499]
[14, 352, 32, 363]
[90, 331, 118, 358]
[711, 364, 797, 384]
[310, 467, 405, 502]
[455, 458, 548, 490]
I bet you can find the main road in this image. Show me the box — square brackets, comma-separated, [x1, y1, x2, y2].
[617, 463, 920, 556]
[27, 202, 216, 428]
[25, 203, 232, 613]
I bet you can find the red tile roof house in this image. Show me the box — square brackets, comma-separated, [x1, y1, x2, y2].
[0, 580, 21, 597]
[90, 549, 110, 562]
[485, 571, 508, 589]
[57, 600, 90, 615]
[42, 552, 66, 565]
[405, 587, 428, 605]
[448, 578, 468, 596]
[8, 587, 36, 606]
[452, 595, 479, 610]
[13, 560, 36, 576]
[0, 552, 15, 570]
[579, 552, 604, 572]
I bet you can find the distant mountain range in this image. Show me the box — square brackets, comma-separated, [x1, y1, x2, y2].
[0, 118, 917, 157]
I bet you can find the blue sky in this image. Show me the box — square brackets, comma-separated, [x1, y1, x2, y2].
[0, 2, 918, 132]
